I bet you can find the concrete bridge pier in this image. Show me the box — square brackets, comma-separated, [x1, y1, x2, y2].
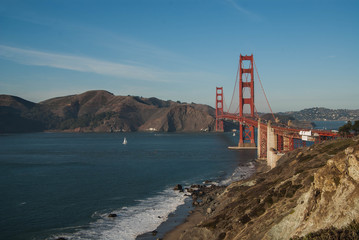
[257, 119, 262, 158]
[267, 121, 282, 169]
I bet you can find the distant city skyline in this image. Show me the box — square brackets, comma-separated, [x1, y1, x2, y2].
[0, 0, 358, 112]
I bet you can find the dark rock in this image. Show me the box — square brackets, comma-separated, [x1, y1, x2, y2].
[152, 230, 158, 236]
[173, 184, 183, 191]
[108, 213, 117, 218]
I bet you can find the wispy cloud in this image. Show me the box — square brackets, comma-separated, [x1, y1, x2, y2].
[225, 0, 261, 21]
[0, 45, 178, 82]
[0, 44, 224, 88]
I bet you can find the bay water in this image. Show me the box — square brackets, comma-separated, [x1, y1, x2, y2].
[313, 120, 347, 130]
[0, 132, 256, 240]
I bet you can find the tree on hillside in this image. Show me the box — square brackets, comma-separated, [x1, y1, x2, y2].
[352, 120, 359, 135]
[339, 121, 352, 137]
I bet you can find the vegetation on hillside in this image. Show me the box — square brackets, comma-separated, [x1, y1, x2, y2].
[291, 220, 359, 240]
[338, 120, 359, 136]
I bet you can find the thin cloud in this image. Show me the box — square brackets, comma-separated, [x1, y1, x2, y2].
[225, 0, 261, 21]
[0, 45, 173, 82]
[0, 45, 224, 85]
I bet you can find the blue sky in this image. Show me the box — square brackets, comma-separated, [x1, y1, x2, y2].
[0, 0, 358, 112]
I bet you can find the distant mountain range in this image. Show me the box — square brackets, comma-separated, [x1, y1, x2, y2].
[282, 107, 359, 121]
[1, 91, 357, 133]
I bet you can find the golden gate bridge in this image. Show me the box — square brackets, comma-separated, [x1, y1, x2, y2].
[215, 54, 338, 168]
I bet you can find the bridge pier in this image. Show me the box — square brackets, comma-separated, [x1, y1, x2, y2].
[257, 118, 267, 160]
[228, 123, 256, 150]
[257, 119, 262, 157]
[267, 121, 282, 169]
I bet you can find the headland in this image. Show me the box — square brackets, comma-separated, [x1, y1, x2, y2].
[162, 136, 359, 240]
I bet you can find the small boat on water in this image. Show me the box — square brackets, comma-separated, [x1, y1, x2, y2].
[123, 137, 127, 145]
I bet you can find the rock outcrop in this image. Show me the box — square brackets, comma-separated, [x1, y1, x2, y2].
[172, 137, 359, 240]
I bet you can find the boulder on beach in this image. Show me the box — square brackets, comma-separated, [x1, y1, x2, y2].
[173, 184, 183, 191]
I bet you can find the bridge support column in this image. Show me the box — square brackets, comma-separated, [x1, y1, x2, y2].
[257, 119, 267, 160]
[267, 121, 281, 169]
[257, 119, 261, 158]
[238, 125, 256, 148]
[215, 87, 224, 132]
[283, 135, 292, 152]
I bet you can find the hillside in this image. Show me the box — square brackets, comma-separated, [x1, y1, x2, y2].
[283, 107, 359, 121]
[0, 90, 216, 133]
[0, 95, 51, 133]
[260, 113, 314, 129]
[168, 136, 359, 240]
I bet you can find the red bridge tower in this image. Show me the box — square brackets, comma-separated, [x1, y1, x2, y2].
[238, 54, 256, 148]
[215, 87, 224, 132]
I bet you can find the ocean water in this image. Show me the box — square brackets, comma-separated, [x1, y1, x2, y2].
[313, 120, 347, 130]
[0, 132, 256, 240]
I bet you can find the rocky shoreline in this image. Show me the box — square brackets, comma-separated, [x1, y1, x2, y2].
[161, 162, 267, 240]
[136, 183, 228, 240]
[162, 137, 359, 240]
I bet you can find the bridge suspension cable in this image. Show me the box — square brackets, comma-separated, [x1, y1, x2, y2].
[253, 60, 276, 121]
[227, 58, 240, 114]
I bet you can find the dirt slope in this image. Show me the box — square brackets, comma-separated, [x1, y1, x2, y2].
[175, 137, 359, 240]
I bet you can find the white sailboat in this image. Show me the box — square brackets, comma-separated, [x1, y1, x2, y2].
[123, 137, 127, 145]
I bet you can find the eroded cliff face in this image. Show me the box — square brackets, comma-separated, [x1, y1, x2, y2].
[266, 141, 359, 239]
[177, 137, 359, 240]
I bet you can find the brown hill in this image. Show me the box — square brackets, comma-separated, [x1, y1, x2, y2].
[0, 90, 216, 133]
[0, 94, 36, 111]
[39, 90, 216, 132]
[0, 95, 46, 133]
[139, 104, 215, 132]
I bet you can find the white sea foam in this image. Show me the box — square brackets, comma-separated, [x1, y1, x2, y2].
[219, 161, 256, 186]
[50, 188, 188, 240]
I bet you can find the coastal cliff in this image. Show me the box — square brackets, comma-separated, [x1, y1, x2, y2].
[167, 137, 359, 240]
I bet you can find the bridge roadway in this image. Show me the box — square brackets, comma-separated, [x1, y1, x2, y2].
[218, 113, 339, 168]
[220, 113, 338, 137]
